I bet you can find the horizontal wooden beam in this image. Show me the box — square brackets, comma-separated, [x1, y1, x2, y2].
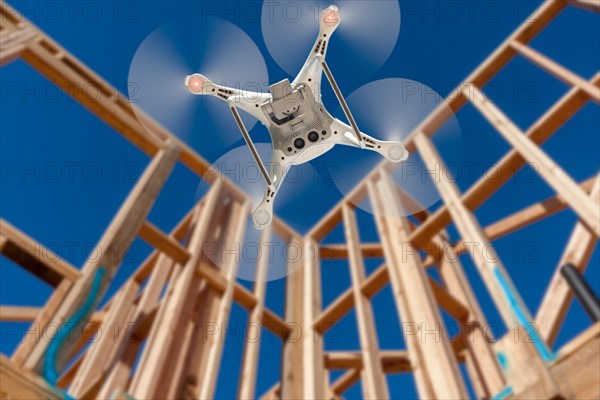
[319, 242, 384, 259]
[324, 350, 411, 373]
[0, 355, 61, 399]
[464, 84, 600, 236]
[314, 261, 469, 333]
[570, 0, 600, 12]
[196, 263, 290, 339]
[454, 175, 597, 252]
[510, 40, 600, 103]
[138, 221, 189, 265]
[0, 219, 81, 286]
[0, 306, 104, 324]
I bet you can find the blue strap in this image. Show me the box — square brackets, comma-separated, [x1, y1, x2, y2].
[44, 268, 106, 387]
[493, 266, 555, 362]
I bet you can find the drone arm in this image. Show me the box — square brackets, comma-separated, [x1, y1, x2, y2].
[293, 5, 340, 87]
[331, 118, 409, 163]
[186, 74, 271, 124]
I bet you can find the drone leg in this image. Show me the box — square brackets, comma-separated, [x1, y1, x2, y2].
[318, 56, 364, 147]
[330, 119, 409, 163]
[228, 100, 273, 188]
[252, 155, 289, 230]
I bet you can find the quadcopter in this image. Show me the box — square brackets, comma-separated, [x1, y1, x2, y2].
[185, 5, 408, 229]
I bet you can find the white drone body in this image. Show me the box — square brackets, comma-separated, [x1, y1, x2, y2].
[185, 5, 408, 229]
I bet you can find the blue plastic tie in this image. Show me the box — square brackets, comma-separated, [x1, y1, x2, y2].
[44, 267, 106, 387]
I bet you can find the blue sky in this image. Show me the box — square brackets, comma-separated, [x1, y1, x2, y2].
[1, 1, 599, 399]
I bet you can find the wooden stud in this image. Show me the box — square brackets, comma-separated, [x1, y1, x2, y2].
[69, 280, 139, 397]
[536, 176, 600, 345]
[23, 143, 179, 375]
[196, 200, 250, 400]
[302, 237, 327, 400]
[369, 172, 468, 399]
[0, 219, 81, 285]
[128, 181, 222, 398]
[342, 204, 390, 399]
[510, 40, 600, 103]
[464, 84, 600, 236]
[238, 226, 272, 400]
[415, 132, 560, 397]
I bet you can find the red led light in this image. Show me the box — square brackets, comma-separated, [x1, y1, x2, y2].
[322, 9, 339, 27]
[187, 75, 204, 93]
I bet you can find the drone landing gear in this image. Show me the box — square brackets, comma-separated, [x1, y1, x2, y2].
[252, 187, 276, 230]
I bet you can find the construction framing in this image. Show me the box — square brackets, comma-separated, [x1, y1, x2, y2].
[1, 0, 599, 399]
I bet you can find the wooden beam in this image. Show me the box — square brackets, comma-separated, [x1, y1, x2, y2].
[10, 280, 72, 367]
[238, 226, 272, 399]
[370, 171, 468, 399]
[314, 260, 469, 334]
[0, 219, 81, 285]
[281, 256, 304, 399]
[510, 40, 600, 103]
[302, 237, 327, 399]
[0, 306, 104, 324]
[536, 176, 600, 345]
[324, 350, 411, 373]
[437, 240, 505, 398]
[24, 143, 179, 375]
[0, 23, 38, 66]
[409, 72, 600, 248]
[0, 355, 61, 400]
[342, 205, 390, 399]
[197, 201, 249, 399]
[138, 220, 190, 265]
[69, 280, 139, 397]
[330, 368, 361, 396]
[570, 0, 600, 12]
[477, 176, 598, 244]
[465, 84, 599, 236]
[129, 181, 221, 399]
[319, 242, 384, 259]
[259, 383, 281, 400]
[415, 132, 560, 397]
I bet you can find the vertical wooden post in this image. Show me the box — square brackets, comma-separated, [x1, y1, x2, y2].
[24, 142, 179, 375]
[366, 181, 434, 399]
[11, 280, 72, 367]
[302, 237, 326, 400]
[129, 180, 222, 398]
[414, 132, 560, 397]
[96, 252, 175, 398]
[196, 200, 249, 399]
[369, 172, 468, 399]
[69, 280, 139, 397]
[342, 204, 390, 399]
[281, 240, 304, 399]
[465, 85, 599, 236]
[536, 176, 600, 345]
[437, 238, 505, 398]
[238, 226, 272, 399]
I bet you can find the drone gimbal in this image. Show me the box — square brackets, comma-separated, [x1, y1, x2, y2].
[185, 5, 408, 229]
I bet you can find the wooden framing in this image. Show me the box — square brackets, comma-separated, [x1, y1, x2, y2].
[1, 0, 599, 399]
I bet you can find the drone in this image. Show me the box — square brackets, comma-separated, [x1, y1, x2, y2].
[185, 5, 408, 229]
